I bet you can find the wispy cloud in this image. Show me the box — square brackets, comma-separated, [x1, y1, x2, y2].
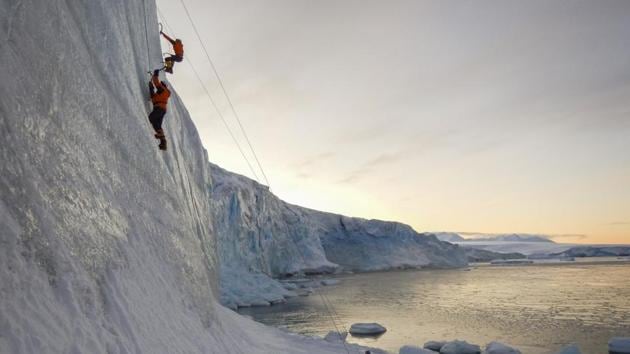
[337, 152, 404, 184]
[333, 122, 392, 145]
[296, 172, 311, 180]
[337, 174, 362, 184]
[546, 234, 589, 241]
[457, 231, 549, 237]
[293, 152, 336, 168]
[365, 153, 403, 168]
[608, 221, 630, 226]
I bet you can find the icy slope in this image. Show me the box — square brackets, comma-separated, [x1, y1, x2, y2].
[211, 163, 337, 308]
[210, 164, 467, 307]
[0, 1, 365, 353]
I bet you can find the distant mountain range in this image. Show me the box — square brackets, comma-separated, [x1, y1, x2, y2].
[432, 232, 554, 243]
[431, 232, 630, 259]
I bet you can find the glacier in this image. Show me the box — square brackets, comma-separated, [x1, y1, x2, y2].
[0, 0, 383, 353]
[210, 164, 467, 308]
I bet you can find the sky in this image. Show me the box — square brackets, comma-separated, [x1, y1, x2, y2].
[155, 0, 630, 244]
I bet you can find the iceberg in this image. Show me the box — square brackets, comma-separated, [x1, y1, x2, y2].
[485, 341, 522, 354]
[609, 337, 630, 354]
[555, 344, 582, 354]
[424, 340, 447, 351]
[440, 340, 481, 354]
[399, 345, 436, 354]
[349, 322, 387, 336]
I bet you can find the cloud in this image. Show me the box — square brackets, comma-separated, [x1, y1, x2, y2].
[294, 151, 336, 168]
[364, 153, 403, 168]
[608, 221, 630, 226]
[337, 174, 362, 184]
[336, 163, 372, 184]
[333, 122, 392, 145]
[296, 172, 311, 179]
[337, 152, 404, 184]
[336, 169, 366, 184]
[546, 234, 589, 241]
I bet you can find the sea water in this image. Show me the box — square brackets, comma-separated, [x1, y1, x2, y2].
[238, 261, 630, 353]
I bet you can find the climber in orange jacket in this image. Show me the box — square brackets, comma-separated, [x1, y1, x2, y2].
[148, 70, 171, 150]
[160, 31, 184, 74]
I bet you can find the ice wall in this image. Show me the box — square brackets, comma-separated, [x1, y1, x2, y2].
[211, 164, 336, 277]
[313, 213, 467, 271]
[210, 164, 467, 308]
[0, 1, 364, 353]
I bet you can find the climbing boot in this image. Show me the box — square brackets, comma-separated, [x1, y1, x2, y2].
[158, 138, 167, 151]
[154, 129, 165, 139]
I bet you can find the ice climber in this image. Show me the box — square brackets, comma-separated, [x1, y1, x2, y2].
[160, 30, 184, 74]
[148, 70, 171, 151]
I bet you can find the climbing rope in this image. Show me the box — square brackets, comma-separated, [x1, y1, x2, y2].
[157, 10, 261, 182]
[187, 60, 261, 182]
[287, 229, 352, 354]
[178, 0, 271, 190]
[142, 0, 151, 69]
[157, 7, 351, 354]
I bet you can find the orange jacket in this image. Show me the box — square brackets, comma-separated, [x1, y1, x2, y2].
[162, 32, 184, 58]
[151, 75, 171, 111]
[173, 40, 184, 58]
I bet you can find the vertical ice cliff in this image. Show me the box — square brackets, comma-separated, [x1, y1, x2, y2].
[210, 164, 467, 308]
[211, 163, 336, 277]
[0, 0, 219, 350]
[0, 1, 367, 353]
[211, 163, 338, 308]
[312, 213, 467, 271]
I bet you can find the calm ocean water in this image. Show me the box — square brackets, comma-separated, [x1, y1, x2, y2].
[238, 262, 630, 353]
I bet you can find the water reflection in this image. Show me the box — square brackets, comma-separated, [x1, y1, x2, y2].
[239, 263, 630, 353]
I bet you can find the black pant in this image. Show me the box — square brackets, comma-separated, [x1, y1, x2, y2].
[148, 107, 166, 132]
